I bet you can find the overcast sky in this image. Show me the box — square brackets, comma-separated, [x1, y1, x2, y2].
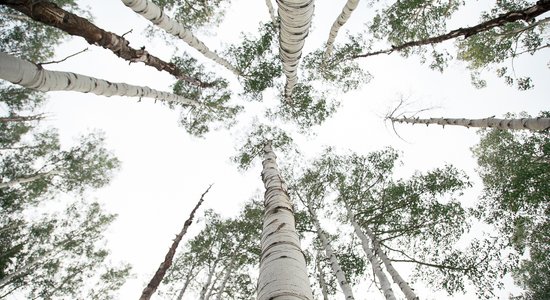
[28, 0, 550, 299]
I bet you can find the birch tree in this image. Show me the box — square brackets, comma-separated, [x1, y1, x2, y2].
[324, 0, 360, 58]
[120, 0, 240, 75]
[388, 115, 550, 132]
[257, 141, 313, 300]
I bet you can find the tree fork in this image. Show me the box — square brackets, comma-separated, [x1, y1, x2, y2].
[0, 0, 211, 88]
[138, 184, 212, 300]
[353, 0, 550, 58]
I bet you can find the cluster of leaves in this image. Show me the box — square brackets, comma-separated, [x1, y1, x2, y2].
[171, 54, 242, 136]
[303, 34, 371, 93]
[152, 0, 230, 30]
[225, 22, 281, 101]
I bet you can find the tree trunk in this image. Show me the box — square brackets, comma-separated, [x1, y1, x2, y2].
[0, 52, 199, 106]
[276, 0, 314, 102]
[257, 141, 314, 300]
[307, 199, 355, 299]
[120, 0, 240, 76]
[363, 227, 418, 300]
[265, 0, 278, 25]
[214, 257, 235, 300]
[174, 266, 195, 300]
[0, 170, 59, 189]
[0, 114, 45, 123]
[139, 185, 211, 300]
[199, 258, 219, 300]
[1, 0, 209, 87]
[324, 0, 359, 58]
[389, 116, 550, 131]
[346, 206, 396, 300]
[315, 252, 330, 300]
[353, 0, 550, 58]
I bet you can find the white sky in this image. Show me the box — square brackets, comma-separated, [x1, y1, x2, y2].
[20, 0, 550, 299]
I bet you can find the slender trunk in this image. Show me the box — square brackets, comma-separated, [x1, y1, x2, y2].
[324, 0, 359, 58]
[257, 141, 313, 300]
[120, 0, 240, 76]
[315, 252, 330, 300]
[214, 257, 235, 300]
[0, 170, 59, 189]
[0, 258, 42, 288]
[204, 263, 226, 300]
[363, 227, 418, 300]
[139, 185, 212, 300]
[389, 116, 550, 132]
[346, 206, 396, 300]
[276, 0, 314, 102]
[0, 114, 45, 123]
[265, 0, 278, 25]
[306, 198, 355, 299]
[0, 52, 199, 106]
[0, 0, 208, 87]
[198, 258, 219, 300]
[353, 0, 550, 58]
[174, 266, 195, 300]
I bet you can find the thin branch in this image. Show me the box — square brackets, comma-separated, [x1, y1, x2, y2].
[39, 48, 88, 66]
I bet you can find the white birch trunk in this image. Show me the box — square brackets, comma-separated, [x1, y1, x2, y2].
[175, 274, 192, 300]
[315, 252, 330, 300]
[0, 258, 43, 288]
[308, 201, 355, 299]
[199, 259, 219, 300]
[257, 141, 314, 300]
[363, 227, 418, 300]
[389, 116, 550, 131]
[0, 52, 199, 106]
[120, 0, 240, 76]
[346, 206, 396, 300]
[265, 0, 278, 25]
[324, 0, 360, 58]
[214, 259, 235, 300]
[276, 0, 314, 101]
[0, 170, 60, 189]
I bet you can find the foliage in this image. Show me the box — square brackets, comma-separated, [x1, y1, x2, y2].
[151, 0, 230, 30]
[226, 22, 281, 101]
[171, 54, 242, 136]
[471, 111, 550, 298]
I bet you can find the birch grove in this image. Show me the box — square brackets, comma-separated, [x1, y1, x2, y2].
[120, 0, 240, 76]
[0, 52, 199, 106]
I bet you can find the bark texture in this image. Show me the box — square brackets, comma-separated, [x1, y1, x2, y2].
[0, 0, 208, 87]
[0, 52, 199, 106]
[276, 0, 314, 101]
[347, 206, 396, 300]
[120, 0, 239, 75]
[307, 201, 355, 299]
[364, 227, 418, 300]
[138, 185, 212, 300]
[389, 116, 550, 131]
[324, 0, 359, 58]
[257, 141, 314, 300]
[354, 0, 550, 58]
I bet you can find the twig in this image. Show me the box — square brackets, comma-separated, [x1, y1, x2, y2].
[39, 48, 88, 66]
[121, 28, 133, 37]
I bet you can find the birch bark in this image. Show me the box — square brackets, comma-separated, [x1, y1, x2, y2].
[0, 170, 60, 189]
[265, 0, 278, 25]
[0, 52, 199, 106]
[324, 0, 359, 58]
[276, 0, 314, 101]
[2, 0, 207, 87]
[257, 141, 313, 300]
[120, 0, 240, 76]
[199, 258, 220, 300]
[174, 266, 195, 300]
[315, 252, 330, 300]
[389, 116, 550, 131]
[363, 227, 418, 300]
[139, 185, 211, 300]
[346, 206, 396, 300]
[214, 257, 236, 300]
[307, 200, 355, 299]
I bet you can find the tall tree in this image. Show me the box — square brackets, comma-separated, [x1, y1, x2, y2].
[388, 115, 550, 131]
[324, 0, 360, 58]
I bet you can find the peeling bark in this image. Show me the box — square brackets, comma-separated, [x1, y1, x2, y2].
[363, 227, 418, 300]
[257, 141, 313, 300]
[0, 52, 199, 106]
[346, 206, 396, 300]
[139, 185, 212, 300]
[120, 0, 240, 76]
[354, 0, 550, 58]
[389, 116, 550, 131]
[276, 0, 314, 102]
[324, 0, 359, 58]
[0, 0, 208, 87]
